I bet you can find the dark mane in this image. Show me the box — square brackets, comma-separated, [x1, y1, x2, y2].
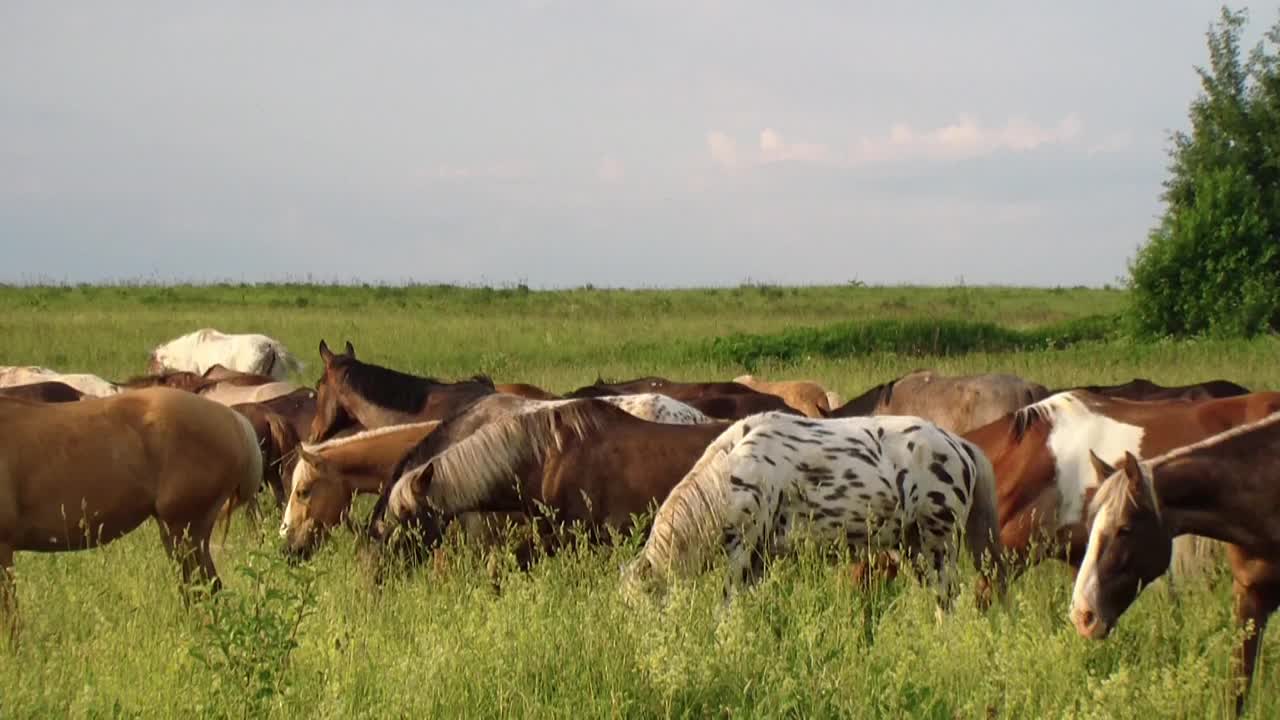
[1011, 402, 1051, 441]
[827, 376, 899, 418]
[336, 358, 492, 413]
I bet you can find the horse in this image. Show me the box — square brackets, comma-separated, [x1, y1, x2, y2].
[962, 390, 1280, 570]
[255, 388, 319, 441]
[621, 413, 1001, 610]
[0, 381, 85, 403]
[309, 340, 496, 442]
[1056, 377, 1250, 402]
[1070, 414, 1280, 714]
[684, 393, 803, 420]
[732, 374, 837, 417]
[828, 369, 1049, 434]
[375, 400, 734, 562]
[148, 328, 301, 380]
[564, 375, 764, 402]
[119, 370, 217, 394]
[199, 381, 303, 406]
[201, 364, 278, 386]
[0, 366, 119, 398]
[231, 402, 302, 508]
[494, 383, 561, 400]
[0, 388, 262, 641]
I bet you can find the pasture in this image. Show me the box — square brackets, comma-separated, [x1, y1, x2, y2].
[1, 283, 1277, 718]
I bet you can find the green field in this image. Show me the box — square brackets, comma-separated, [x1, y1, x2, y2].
[0, 283, 1276, 718]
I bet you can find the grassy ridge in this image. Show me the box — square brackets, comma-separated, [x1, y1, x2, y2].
[0, 284, 1276, 718]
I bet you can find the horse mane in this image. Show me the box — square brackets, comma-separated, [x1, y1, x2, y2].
[300, 420, 441, 454]
[1009, 390, 1088, 441]
[119, 370, 212, 390]
[411, 400, 616, 513]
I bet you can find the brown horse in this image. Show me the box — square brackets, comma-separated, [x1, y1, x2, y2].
[495, 383, 561, 400]
[255, 388, 320, 441]
[962, 390, 1280, 567]
[0, 382, 85, 403]
[828, 369, 1049, 434]
[564, 375, 763, 403]
[0, 388, 262, 640]
[684, 392, 802, 420]
[280, 421, 441, 557]
[1057, 377, 1250, 402]
[120, 370, 216, 394]
[1071, 415, 1280, 714]
[374, 399, 733, 557]
[231, 402, 302, 508]
[202, 364, 278, 386]
[732, 374, 836, 417]
[309, 340, 496, 442]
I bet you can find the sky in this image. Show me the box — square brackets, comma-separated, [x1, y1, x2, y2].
[0, 2, 1266, 287]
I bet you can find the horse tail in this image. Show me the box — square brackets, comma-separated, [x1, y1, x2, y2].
[621, 419, 751, 598]
[219, 410, 264, 543]
[960, 438, 1004, 597]
[264, 409, 300, 507]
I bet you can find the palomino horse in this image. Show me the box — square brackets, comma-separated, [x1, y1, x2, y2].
[621, 413, 1001, 609]
[376, 400, 733, 557]
[231, 402, 302, 508]
[828, 369, 1049, 434]
[962, 390, 1280, 567]
[0, 381, 84, 403]
[1071, 416, 1280, 714]
[0, 366, 119, 398]
[1056, 377, 1250, 402]
[148, 328, 301, 380]
[0, 388, 262, 640]
[309, 340, 496, 442]
[732, 374, 838, 417]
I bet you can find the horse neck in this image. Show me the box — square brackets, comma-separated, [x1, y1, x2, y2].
[1152, 441, 1280, 553]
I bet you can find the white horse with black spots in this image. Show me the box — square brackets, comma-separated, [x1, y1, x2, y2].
[622, 412, 1001, 611]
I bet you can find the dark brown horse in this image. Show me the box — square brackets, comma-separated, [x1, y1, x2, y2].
[0, 382, 85, 403]
[565, 375, 763, 403]
[827, 369, 1049, 434]
[684, 392, 802, 420]
[1057, 377, 1250, 402]
[372, 399, 732, 558]
[308, 340, 496, 442]
[231, 402, 302, 508]
[1071, 415, 1280, 714]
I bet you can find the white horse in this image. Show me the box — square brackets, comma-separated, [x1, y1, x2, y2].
[0, 366, 119, 397]
[622, 412, 1001, 609]
[148, 329, 301, 380]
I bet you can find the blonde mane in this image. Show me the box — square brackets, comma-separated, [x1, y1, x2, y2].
[299, 420, 441, 455]
[419, 400, 613, 512]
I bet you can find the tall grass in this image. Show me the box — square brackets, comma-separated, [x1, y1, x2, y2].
[0, 284, 1275, 718]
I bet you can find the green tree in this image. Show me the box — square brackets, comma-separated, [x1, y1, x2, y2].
[1128, 7, 1280, 336]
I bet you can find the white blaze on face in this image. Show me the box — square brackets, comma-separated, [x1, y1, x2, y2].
[1070, 500, 1113, 624]
[279, 460, 309, 538]
[1042, 395, 1145, 527]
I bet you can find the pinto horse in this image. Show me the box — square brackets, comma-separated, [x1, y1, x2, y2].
[827, 369, 1049, 434]
[962, 390, 1280, 568]
[1071, 415, 1280, 714]
[308, 340, 497, 442]
[0, 388, 262, 641]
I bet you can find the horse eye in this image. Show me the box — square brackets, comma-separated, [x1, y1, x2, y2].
[1116, 525, 1132, 536]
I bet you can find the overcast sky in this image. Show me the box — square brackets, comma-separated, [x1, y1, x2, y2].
[0, 2, 1263, 287]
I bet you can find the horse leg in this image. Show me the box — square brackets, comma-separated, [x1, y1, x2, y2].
[0, 544, 15, 648]
[1231, 575, 1280, 714]
[157, 518, 221, 604]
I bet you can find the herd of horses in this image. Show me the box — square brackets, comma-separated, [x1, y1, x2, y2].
[1, 328, 1277, 713]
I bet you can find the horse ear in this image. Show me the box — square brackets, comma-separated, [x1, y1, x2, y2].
[319, 340, 334, 364]
[344, 341, 355, 357]
[1121, 451, 1145, 494]
[297, 445, 326, 471]
[410, 462, 435, 497]
[1088, 450, 1116, 482]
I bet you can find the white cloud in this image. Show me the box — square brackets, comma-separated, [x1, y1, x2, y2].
[597, 155, 625, 184]
[707, 131, 738, 169]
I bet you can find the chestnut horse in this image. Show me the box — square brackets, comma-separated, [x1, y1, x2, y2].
[1071, 415, 1280, 714]
[1056, 377, 1250, 402]
[732, 374, 837, 417]
[0, 388, 262, 640]
[827, 369, 1049, 434]
[684, 393, 802, 420]
[962, 390, 1280, 567]
[0, 382, 85, 403]
[309, 340, 496, 442]
[374, 399, 732, 558]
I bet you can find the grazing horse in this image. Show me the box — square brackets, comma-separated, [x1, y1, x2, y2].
[495, 383, 561, 400]
[376, 400, 733, 556]
[201, 364, 277, 386]
[120, 370, 217, 394]
[148, 328, 301, 380]
[733, 374, 837, 417]
[0, 382, 84, 403]
[565, 375, 764, 403]
[828, 370, 1049, 434]
[621, 413, 1001, 609]
[309, 340, 496, 442]
[1071, 416, 1280, 714]
[0, 366, 119, 398]
[1057, 377, 1250, 402]
[962, 390, 1280, 568]
[199, 381, 303, 406]
[0, 388, 262, 640]
[231, 402, 302, 508]
[685, 393, 803, 420]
